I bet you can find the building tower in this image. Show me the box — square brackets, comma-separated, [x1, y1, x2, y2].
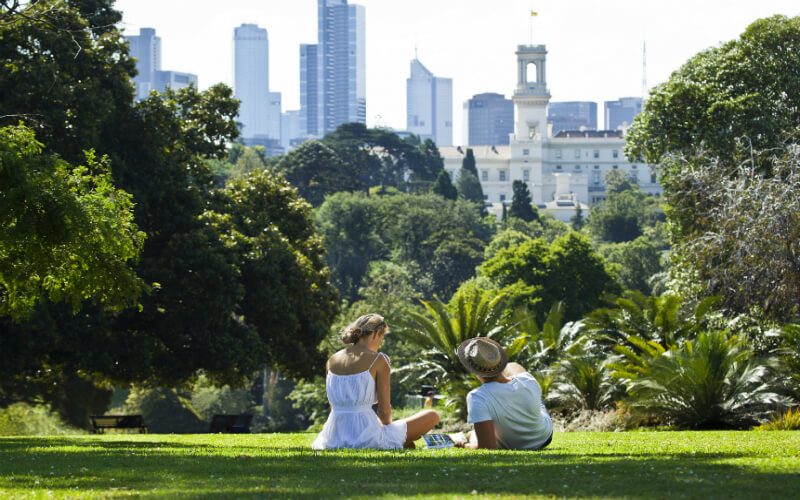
[300, 0, 365, 138]
[125, 27, 196, 101]
[512, 44, 550, 142]
[463, 93, 514, 145]
[604, 97, 643, 130]
[234, 23, 281, 148]
[406, 58, 453, 146]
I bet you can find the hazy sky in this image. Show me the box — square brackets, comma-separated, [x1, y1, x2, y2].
[114, 0, 799, 143]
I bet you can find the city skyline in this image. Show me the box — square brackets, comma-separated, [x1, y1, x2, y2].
[114, 0, 799, 144]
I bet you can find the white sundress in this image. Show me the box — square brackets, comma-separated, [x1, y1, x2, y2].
[311, 352, 407, 450]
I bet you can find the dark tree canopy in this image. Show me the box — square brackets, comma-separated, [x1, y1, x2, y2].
[0, 0, 340, 425]
[431, 169, 458, 200]
[626, 15, 800, 171]
[480, 232, 619, 321]
[509, 180, 538, 222]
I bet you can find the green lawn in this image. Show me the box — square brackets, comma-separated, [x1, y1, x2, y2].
[0, 431, 798, 499]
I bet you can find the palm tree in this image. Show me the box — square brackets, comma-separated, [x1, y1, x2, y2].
[620, 330, 779, 428]
[583, 290, 721, 349]
[549, 352, 622, 411]
[393, 288, 522, 419]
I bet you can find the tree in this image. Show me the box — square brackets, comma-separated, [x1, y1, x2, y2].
[508, 180, 538, 222]
[587, 178, 649, 243]
[275, 140, 352, 206]
[626, 15, 800, 171]
[0, 0, 136, 165]
[430, 169, 458, 200]
[659, 149, 800, 321]
[570, 203, 585, 230]
[461, 148, 478, 177]
[481, 232, 619, 321]
[456, 148, 486, 214]
[599, 236, 663, 294]
[455, 169, 485, 207]
[393, 289, 522, 420]
[0, 125, 145, 320]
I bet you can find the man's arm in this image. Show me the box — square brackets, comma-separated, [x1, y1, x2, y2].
[459, 420, 497, 449]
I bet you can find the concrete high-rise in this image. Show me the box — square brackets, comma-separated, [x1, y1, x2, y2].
[548, 101, 598, 133]
[300, 0, 365, 137]
[126, 28, 196, 100]
[604, 97, 643, 130]
[406, 58, 452, 146]
[234, 23, 281, 146]
[463, 93, 514, 145]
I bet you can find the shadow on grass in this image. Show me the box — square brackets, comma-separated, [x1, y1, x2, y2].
[0, 436, 798, 499]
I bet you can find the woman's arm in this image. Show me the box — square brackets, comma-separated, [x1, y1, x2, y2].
[374, 355, 393, 425]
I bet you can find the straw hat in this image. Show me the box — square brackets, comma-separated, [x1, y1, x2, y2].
[457, 337, 508, 379]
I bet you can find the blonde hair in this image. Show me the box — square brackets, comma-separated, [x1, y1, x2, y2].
[341, 314, 387, 344]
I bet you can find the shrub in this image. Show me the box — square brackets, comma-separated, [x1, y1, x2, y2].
[0, 403, 79, 435]
[754, 407, 800, 431]
[619, 331, 780, 428]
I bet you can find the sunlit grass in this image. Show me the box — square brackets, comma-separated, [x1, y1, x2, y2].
[1, 431, 798, 498]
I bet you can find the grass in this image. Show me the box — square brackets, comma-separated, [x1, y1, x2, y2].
[0, 431, 798, 499]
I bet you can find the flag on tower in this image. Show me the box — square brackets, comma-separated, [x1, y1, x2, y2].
[531, 11, 538, 17]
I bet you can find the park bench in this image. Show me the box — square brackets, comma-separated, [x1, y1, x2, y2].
[90, 415, 148, 434]
[209, 414, 253, 433]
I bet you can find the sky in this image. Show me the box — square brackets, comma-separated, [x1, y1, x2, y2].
[114, 0, 799, 144]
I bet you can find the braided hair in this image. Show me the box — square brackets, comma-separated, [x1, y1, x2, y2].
[341, 314, 387, 344]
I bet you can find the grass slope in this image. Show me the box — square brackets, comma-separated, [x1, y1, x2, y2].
[0, 431, 798, 499]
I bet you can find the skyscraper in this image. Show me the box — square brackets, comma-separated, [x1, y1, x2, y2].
[548, 101, 597, 134]
[126, 28, 196, 100]
[604, 97, 643, 130]
[300, 0, 365, 137]
[464, 93, 514, 145]
[234, 23, 281, 146]
[406, 58, 452, 146]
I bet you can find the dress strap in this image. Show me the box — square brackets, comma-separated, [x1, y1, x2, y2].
[367, 352, 388, 370]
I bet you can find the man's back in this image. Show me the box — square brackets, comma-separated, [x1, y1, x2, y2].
[466, 371, 552, 450]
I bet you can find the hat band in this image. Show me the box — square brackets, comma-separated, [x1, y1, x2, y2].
[468, 356, 501, 374]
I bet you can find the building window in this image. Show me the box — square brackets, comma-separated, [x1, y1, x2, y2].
[523, 149, 530, 156]
[555, 150, 562, 159]
[630, 172, 639, 183]
[556, 165, 562, 170]
[632, 164, 638, 169]
[612, 150, 619, 158]
[593, 149, 599, 158]
[592, 171, 601, 184]
[651, 173, 657, 184]
[500, 194, 506, 202]
[523, 170, 530, 181]
[481, 170, 488, 182]
[594, 165, 599, 169]
[574, 149, 581, 159]
[448, 170, 454, 180]
[613, 165, 618, 169]
[574, 165, 581, 171]
[483, 194, 489, 200]
[499, 170, 507, 181]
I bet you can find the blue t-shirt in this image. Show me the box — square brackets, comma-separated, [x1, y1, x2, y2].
[466, 372, 553, 449]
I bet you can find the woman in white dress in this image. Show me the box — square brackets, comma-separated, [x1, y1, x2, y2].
[312, 314, 439, 449]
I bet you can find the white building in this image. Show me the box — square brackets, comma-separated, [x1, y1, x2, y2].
[441, 45, 660, 222]
[406, 58, 453, 146]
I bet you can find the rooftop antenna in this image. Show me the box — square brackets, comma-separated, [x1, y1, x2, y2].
[642, 41, 648, 101]
[414, 41, 418, 60]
